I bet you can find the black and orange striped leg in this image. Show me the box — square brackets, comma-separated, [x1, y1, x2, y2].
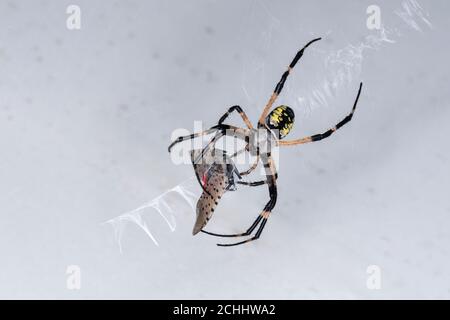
[278, 82, 363, 146]
[168, 125, 220, 152]
[217, 215, 269, 247]
[307, 82, 363, 143]
[218, 105, 253, 129]
[192, 130, 224, 165]
[274, 37, 322, 96]
[216, 182, 277, 247]
[229, 147, 247, 159]
[239, 148, 260, 176]
[258, 37, 322, 124]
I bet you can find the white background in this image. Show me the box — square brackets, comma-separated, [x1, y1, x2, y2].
[0, 0, 449, 298]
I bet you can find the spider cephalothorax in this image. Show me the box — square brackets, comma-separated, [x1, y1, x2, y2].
[266, 105, 295, 139]
[168, 37, 363, 246]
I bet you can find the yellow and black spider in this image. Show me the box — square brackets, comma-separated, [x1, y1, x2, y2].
[168, 37, 363, 246]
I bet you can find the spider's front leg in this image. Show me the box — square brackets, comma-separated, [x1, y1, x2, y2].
[237, 172, 277, 187]
[168, 125, 221, 153]
[278, 82, 363, 146]
[218, 105, 253, 129]
[229, 144, 260, 177]
[169, 122, 251, 154]
[258, 37, 322, 125]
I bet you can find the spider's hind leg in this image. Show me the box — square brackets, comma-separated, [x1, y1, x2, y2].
[202, 179, 277, 246]
[214, 157, 278, 246]
[200, 214, 263, 238]
[216, 211, 271, 247]
[219, 105, 253, 129]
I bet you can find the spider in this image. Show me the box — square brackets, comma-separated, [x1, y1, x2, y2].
[168, 37, 363, 246]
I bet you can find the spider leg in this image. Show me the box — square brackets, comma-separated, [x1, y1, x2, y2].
[229, 144, 260, 177]
[192, 131, 225, 197]
[216, 215, 269, 247]
[168, 125, 220, 152]
[219, 105, 253, 129]
[229, 145, 248, 159]
[239, 151, 260, 176]
[201, 214, 263, 238]
[203, 156, 277, 245]
[278, 82, 363, 146]
[237, 172, 277, 187]
[216, 181, 277, 246]
[258, 37, 322, 125]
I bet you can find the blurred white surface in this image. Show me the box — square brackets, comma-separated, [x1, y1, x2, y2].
[0, 0, 449, 298]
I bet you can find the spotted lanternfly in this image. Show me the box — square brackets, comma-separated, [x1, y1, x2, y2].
[190, 148, 241, 235]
